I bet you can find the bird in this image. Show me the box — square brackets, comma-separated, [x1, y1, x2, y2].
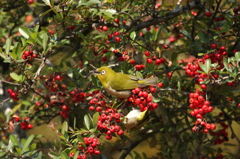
[94, 66, 158, 98]
[123, 108, 150, 131]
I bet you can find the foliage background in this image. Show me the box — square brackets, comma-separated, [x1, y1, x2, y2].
[0, 0, 240, 159]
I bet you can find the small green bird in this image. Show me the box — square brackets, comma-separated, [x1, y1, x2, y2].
[94, 66, 158, 98]
[123, 109, 150, 130]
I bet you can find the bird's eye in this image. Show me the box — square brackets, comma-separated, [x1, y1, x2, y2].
[101, 70, 106, 75]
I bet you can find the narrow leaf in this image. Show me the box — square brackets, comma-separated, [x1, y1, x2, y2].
[10, 72, 20, 81]
[42, 0, 51, 6]
[136, 71, 143, 79]
[61, 121, 68, 135]
[42, 33, 48, 51]
[199, 62, 207, 73]
[235, 52, 240, 61]
[60, 152, 68, 159]
[5, 38, 12, 54]
[10, 134, 20, 147]
[130, 31, 136, 40]
[223, 58, 229, 71]
[19, 27, 30, 39]
[84, 115, 90, 130]
[93, 112, 99, 129]
[205, 58, 211, 74]
[0, 151, 6, 157]
[22, 134, 34, 153]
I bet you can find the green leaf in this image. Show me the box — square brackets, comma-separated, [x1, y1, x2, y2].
[84, 114, 90, 130]
[42, 0, 51, 6]
[93, 112, 99, 129]
[77, 136, 86, 147]
[60, 151, 68, 159]
[199, 62, 206, 73]
[61, 121, 68, 135]
[67, 69, 73, 79]
[205, 58, 211, 74]
[180, 30, 191, 40]
[198, 30, 207, 42]
[30, 32, 38, 43]
[5, 38, 12, 55]
[10, 72, 21, 81]
[40, 8, 54, 18]
[42, 33, 48, 51]
[223, 58, 229, 71]
[22, 134, 34, 153]
[154, 25, 163, 42]
[10, 134, 20, 148]
[0, 151, 6, 158]
[19, 27, 30, 39]
[136, 71, 143, 79]
[12, 42, 21, 59]
[130, 31, 136, 40]
[235, 52, 240, 61]
[16, 148, 22, 155]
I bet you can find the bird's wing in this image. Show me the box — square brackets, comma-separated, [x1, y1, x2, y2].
[128, 75, 142, 81]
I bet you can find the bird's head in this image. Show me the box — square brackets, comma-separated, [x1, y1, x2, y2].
[94, 66, 115, 87]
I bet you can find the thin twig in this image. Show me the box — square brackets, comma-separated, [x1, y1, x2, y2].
[0, 80, 21, 86]
[0, 98, 10, 106]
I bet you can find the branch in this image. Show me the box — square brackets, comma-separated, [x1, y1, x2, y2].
[119, 138, 144, 159]
[126, 0, 203, 32]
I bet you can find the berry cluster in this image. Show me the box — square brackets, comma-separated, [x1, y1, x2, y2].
[21, 50, 37, 63]
[69, 137, 101, 159]
[34, 74, 87, 119]
[189, 91, 216, 133]
[87, 90, 106, 112]
[7, 89, 19, 101]
[144, 51, 166, 64]
[106, 31, 121, 44]
[192, 118, 216, 133]
[128, 87, 158, 112]
[233, 6, 240, 16]
[69, 89, 86, 103]
[97, 108, 124, 140]
[12, 116, 33, 130]
[184, 46, 228, 79]
[211, 113, 229, 144]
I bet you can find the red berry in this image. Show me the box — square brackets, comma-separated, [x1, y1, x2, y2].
[102, 26, 108, 31]
[105, 135, 112, 140]
[144, 51, 150, 57]
[163, 44, 169, 49]
[129, 59, 136, 65]
[28, 124, 33, 129]
[117, 129, 124, 135]
[48, 30, 54, 34]
[205, 12, 212, 17]
[94, 150, 101, 155]
[211, 44, 217, 49]
[28, 0, 34, 4]
[88, 106, 95, 111]
[101, 57, 108, 62]
[146, 58, 152, 64]
[211, 124, 216, 130]
[114, 19, 119, 24]
[113, 31, 119, 36]
[115, 37, 121, 42]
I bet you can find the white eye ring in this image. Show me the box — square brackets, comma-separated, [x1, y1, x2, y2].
[101, 70, 106, 74]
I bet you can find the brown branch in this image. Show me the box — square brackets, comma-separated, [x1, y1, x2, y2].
[126, 0, 203, 32]
[0, 80, 21, 86]
[0, 97, 10, 106]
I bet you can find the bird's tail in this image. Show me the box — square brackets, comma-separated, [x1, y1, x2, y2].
[142, 77, 158, 86]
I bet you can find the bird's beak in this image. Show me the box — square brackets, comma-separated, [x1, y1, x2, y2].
[93, 69, 100, 75]
[85, 69, 99, 78]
